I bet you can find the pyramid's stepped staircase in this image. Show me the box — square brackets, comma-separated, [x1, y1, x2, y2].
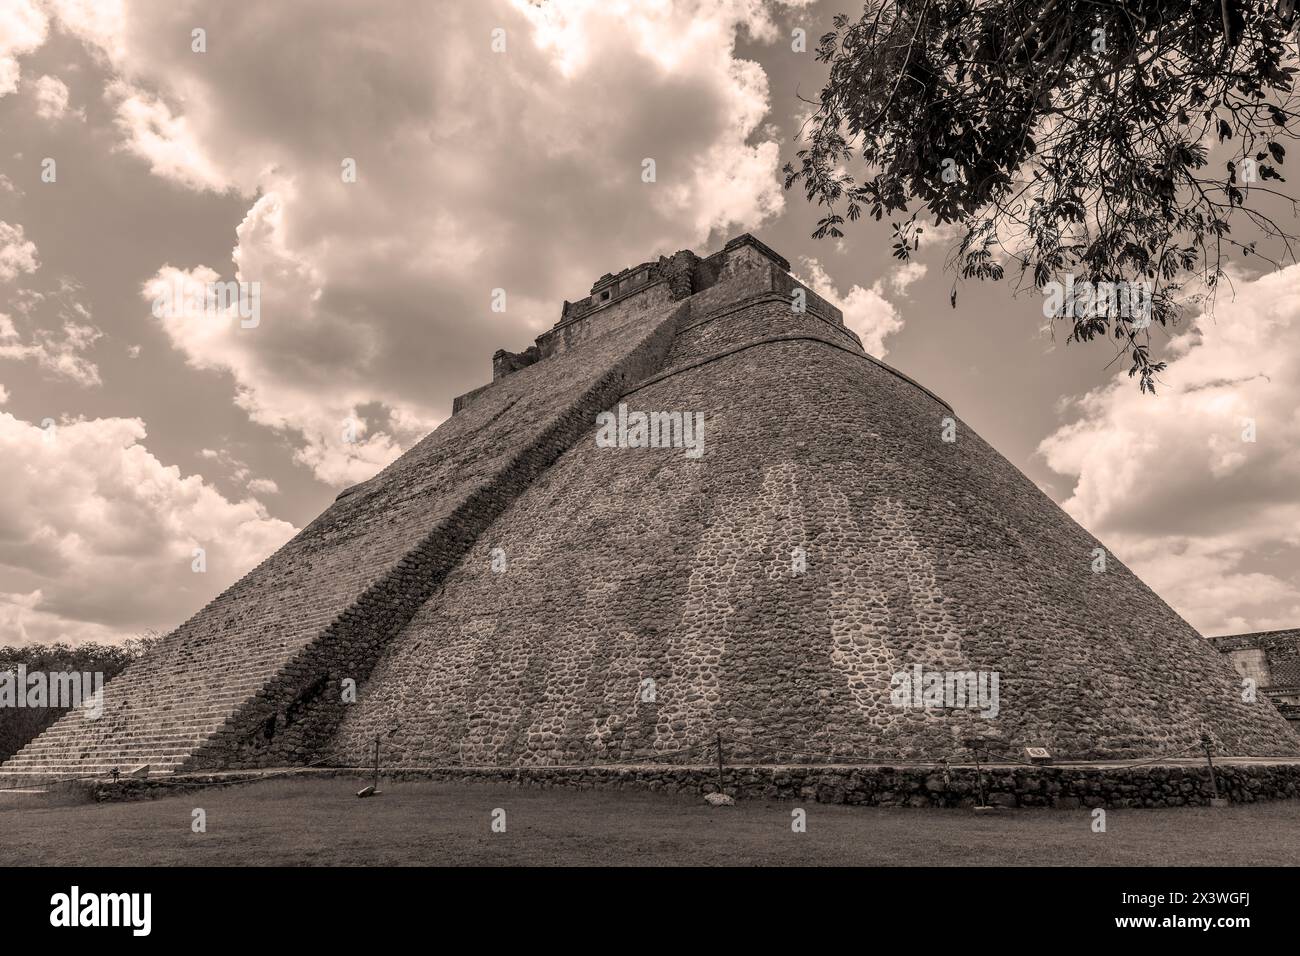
[0, 280, 692, 783]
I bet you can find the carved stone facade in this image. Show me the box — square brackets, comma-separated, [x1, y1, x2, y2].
[1211, 629, 1300, 724]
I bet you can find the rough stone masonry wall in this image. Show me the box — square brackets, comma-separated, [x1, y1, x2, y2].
[2, 293, 683, 779]
[79, 762, 1300, 808]
[363, 762, 1300, 808]
[329, 294, 1300, 768]
[661, 292, 859, 368]
[539, 282, 678, 364]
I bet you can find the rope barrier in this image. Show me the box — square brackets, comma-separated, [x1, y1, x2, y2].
[132, 757, 337, 789]
[0, 773, 99, 793]
[0, 727, 1254, 792]
[1090, 739, 1204, 771]
[358, 728, 1229, 772]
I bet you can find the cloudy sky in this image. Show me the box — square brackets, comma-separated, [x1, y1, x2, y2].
[1, 0, 1297, 646]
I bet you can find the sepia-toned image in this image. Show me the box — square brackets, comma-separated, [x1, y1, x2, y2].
[0, 0, 1296, 936]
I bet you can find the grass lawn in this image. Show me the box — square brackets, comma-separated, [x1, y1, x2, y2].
[1, 778, 1297, 866]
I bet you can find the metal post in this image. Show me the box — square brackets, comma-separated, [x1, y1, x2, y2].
[1201, 733, 1221, 802]
[373, 735, 381, 792]
[974, 750, 986, 808]
[715, 732, 725, 793]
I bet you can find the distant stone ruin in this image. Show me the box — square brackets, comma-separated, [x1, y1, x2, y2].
[1212, 629, 1300, 725]
[3, 233, 1297, 783]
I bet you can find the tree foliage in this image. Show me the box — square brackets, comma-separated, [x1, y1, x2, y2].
[786, 0, 1300, 391]
[0, 634, 162, 762]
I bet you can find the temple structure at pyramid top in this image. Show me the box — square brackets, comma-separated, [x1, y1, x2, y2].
[4, 232, 1297, 784]
[453, 233, 851, 412]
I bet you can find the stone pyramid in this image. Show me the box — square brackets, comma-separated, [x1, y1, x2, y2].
[4, 234, 1296, 780]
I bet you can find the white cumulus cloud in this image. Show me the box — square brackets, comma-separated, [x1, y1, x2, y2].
[0, 412, 296, 646]
[0, 0, 47, 98]
[0, 221, 39, 282]
[797, 257, 905, 358]
[1039, 264, 1300, 635]
[30, 73, 79, 120]
[889, 261, 928, 295]
[48, 0, 798, 487]
[0, 279, 103, 387]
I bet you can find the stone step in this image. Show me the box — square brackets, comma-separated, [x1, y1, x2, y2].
[96, 671, 278, 693]
[1, 762, 187, 774]
[5, 758, 198, 773]
[89, 689, 265, 709]
[4, 752, 191, 766]
[20, 702, 251, 730]
[14, 740, 213, 760]
[0, 758, 188, 774]
[12, 731, 220, 751]
[30, 697, 260, 723]
[7, 743, 206, 761]
[1, 709, 247, 773]
[24, 712, 239, 734]
[0, 764, 187, 780]
[23, 711, 238, 732]
[12, 724, 229, 753]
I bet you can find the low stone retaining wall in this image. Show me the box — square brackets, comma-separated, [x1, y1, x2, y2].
[73, 761, 1300, 808]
